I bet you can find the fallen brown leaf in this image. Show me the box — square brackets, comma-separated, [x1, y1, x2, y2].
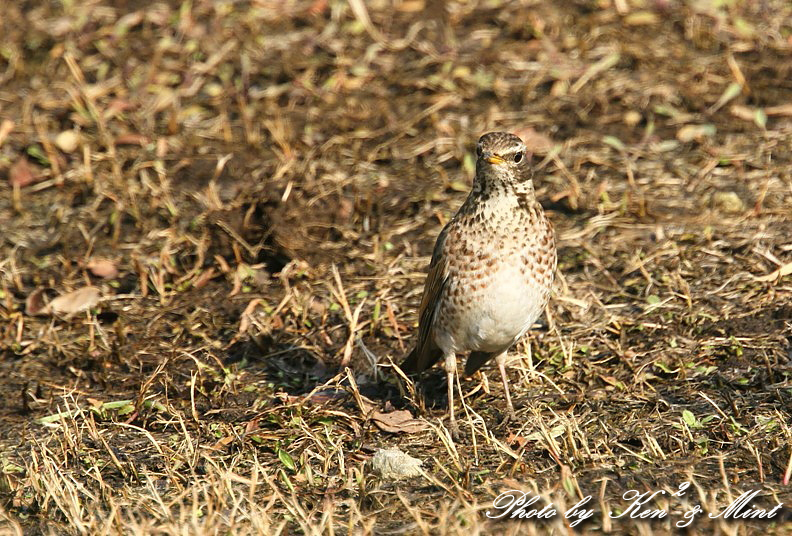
[766, 103, 792, 116]
[208, 435, 235, 451]
[115, 133, 149, 146]
[86, 258, 119, 279]
[307, 0, 328, 16]
[370, 409, 428, 434]
[9, 157, 36, 187]
[513, 127, 555, 154]
[305, 389, 348, 404]
[0, 119, 14, 148]
[395, 0, 424, 12]
[624, 11, 659, 25]
[192, 267, 216, 289]
[26, 289, 51, 316]
[730, 104, 755, 122]
[44, 286, 102, 317]
[507, 432, 530, 450]
[753, 261, 792, 283]
[105, 98, 138, 119]
[244, 417, 261, 435]
[676, 124, 716, 143]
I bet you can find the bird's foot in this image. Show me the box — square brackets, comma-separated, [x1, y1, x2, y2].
[500, 403, 517, 428]
[447, 418, 460, 441]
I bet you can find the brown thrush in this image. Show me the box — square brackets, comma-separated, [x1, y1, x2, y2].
[401, 131, 557, 435]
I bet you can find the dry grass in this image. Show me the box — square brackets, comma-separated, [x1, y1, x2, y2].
[1, 0, 791, 534]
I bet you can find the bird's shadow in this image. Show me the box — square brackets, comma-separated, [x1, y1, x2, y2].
[223, 337, 416, 413]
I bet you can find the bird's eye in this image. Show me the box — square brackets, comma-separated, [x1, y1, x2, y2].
[513, 152, 523, 163]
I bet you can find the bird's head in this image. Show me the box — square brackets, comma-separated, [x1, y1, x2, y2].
[474, 131, 532, 191]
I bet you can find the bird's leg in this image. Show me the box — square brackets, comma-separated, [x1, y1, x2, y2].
[444, 351, 459, 439]
[495, 351, 517, 421]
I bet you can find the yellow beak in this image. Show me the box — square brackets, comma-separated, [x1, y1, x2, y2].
[486, 155, 505, 165]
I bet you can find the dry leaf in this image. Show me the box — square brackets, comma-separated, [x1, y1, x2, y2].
[513, 127, 555, 154]
[0, 119, 14, 148]
[86, 397, 104, 408]
[730, 104, 755, 122]
[507, 432, 530, 450]
[86, 258, 119, 279]
[105, 98, 138, 120]
[304, 389, 348, 404]
[766, 103, 792, 116]
[9, 157, 36, 187]
[676, 124, 716, 143]
[624, 11, 659, 25]
[237, 298, 263, 336]
[307, 0, 328, 16]
[244, 417, 261, 435]
[208, 435, 235, 451]
[26, 289, 51, 316]
[712, 191, 744, 213]
[753, 261, 792, 283]
[395, 0, 425, 12]
[115, 133, 149, 146]
[192, 267, 216, 289]
[44, 286, 102, 316]
[370, 408, 428, 434]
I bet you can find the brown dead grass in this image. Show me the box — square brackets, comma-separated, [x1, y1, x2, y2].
[1, 0, 792, 534]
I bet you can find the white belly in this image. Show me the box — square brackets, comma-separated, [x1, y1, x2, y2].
[435, 260, 548, 354]
[471, 267, 544, 350]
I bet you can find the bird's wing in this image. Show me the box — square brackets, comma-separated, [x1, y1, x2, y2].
[401, 224, 451, 373]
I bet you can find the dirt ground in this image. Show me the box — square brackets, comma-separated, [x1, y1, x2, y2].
[1, 0, 791, 534]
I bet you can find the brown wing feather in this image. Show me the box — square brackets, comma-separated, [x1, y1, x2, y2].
[401, 224, 451, 373]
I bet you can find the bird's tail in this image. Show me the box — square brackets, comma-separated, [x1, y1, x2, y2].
[400, 346, 420, 374]
[464, 350, 495, 376]
[400, 341, 442, 374]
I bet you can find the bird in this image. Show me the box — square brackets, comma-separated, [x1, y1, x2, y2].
[401, 131, 557, 436]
